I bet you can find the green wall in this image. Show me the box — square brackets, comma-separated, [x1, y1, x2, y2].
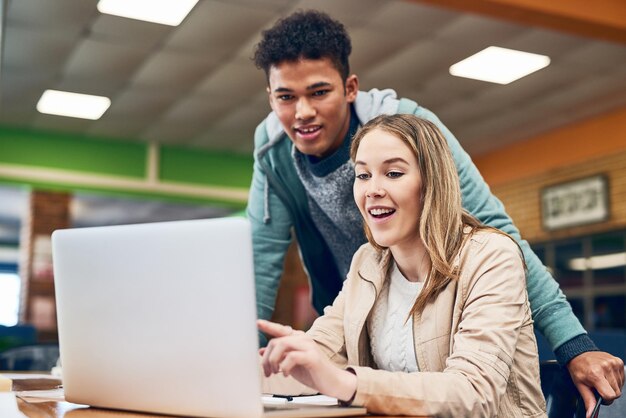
[0, 127, 147, 177]
[160, 146, 253, 189]
[0, 126, 253, 208]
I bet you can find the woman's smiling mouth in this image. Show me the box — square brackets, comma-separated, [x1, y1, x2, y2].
[368, 207, 396, 220]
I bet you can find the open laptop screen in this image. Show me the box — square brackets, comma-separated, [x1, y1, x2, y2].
[53, 217, 263, 417]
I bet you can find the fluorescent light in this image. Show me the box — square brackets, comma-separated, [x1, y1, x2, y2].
[97, 0, 199, 26]
[568, 252, 626, 271]
[36, 90, 111, 120]
[450, 46, 550, 84]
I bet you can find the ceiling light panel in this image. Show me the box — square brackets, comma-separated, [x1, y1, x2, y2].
[97, 0, 199, 26]
[36, 90, 111, 120]
[450, 46, 550, 84]
[568, 252, 626, 271]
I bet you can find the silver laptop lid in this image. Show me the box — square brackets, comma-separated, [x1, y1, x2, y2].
[52, 217, 263, 418]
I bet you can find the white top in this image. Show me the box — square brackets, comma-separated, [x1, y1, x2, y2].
[368, 261, 423, 373]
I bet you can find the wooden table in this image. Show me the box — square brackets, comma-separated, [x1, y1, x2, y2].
[11, 374, 362, 418]
[11, 374, 427, 418]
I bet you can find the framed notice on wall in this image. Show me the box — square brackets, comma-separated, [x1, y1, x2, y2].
[541, 175, 609, 231]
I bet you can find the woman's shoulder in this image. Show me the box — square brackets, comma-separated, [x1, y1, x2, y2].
[459, 228, 523, 272]
[458, 229, 528, 305]
[464, 228, 519, 254]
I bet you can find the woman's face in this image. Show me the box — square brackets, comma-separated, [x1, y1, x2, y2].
[353, 129, 423, 251]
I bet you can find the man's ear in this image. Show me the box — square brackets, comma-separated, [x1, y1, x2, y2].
[345, 74, 359, 103]
[266, 86, 275, 110]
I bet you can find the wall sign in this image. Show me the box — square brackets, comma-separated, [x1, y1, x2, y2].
[541, 175, 609, 231]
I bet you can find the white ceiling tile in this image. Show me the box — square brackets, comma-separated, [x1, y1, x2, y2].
[165, 0, 276, 56]
[407, 88, 450, 112]
[226, 0, 294, 10]
[3, 24, 77, 71]
[559, 40, 626, 74]
[438, 63, 583, 126]
[7, 0, 97, 35]
[90, 13, 174, 49]
[196, 58, 267, 103]
[349, 28, 416, 75]
[463, 111, 575, 155]
[101, 88, 182, 118]
[52, 77, 125, 98]
[0, 71, 50, 127]
[213, 104, 268, 133]
[160, 95, 224, 123]
[292, 0, 386, 27]
[1, 70, 56, 102]
[436, 99, 490, 130]
[86, 88, 185, 139]
[31, 114, 93, 134]
[367, 1, 458, 36]
[419, 72, 487, 100]
[64, 38, 152, 81]
[130, 51, 219, 90]
[568, 95, 626, 123]
[0, 106, 37, 127]
[435, 14, 527, 51]
[533, 73, 626, 115]
[361, 39, 466, 94]
[234, 31, 265, 63]
[500, 27, 588, 59]
[192, 93, 268, 150]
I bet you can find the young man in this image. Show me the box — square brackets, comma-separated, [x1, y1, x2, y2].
[246, 10, 623, 414]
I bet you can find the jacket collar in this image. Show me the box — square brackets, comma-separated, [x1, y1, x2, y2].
[357, 247, 392, 296]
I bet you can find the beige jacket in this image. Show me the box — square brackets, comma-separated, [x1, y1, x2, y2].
[266, 230, 546, 417]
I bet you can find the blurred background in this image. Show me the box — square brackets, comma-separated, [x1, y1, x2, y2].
[0, 0, 625, 360]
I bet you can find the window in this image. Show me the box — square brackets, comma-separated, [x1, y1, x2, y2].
[532, 229, 626, 331]
[591, 233, 625, 286]
[593, 295, 626, 330]
[554, 241, 584, 288]
[568, 298, 585, 326]
[0, 272, 20, 326]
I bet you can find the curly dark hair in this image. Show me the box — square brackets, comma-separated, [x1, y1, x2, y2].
[253, 10, 352, 81]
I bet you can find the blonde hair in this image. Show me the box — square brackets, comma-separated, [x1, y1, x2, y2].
[350, 114, 499, 315]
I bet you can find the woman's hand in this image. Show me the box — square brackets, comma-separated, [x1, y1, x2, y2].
[257, 319, 357, 402]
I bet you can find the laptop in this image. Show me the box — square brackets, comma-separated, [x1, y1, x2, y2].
[52, 217, 366, 418]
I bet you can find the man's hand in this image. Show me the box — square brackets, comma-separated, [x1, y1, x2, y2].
[257, 319, 357, 402]
[567, 351, 624, 418]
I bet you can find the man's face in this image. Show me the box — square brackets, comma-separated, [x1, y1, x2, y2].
[267, 58, 358, 158]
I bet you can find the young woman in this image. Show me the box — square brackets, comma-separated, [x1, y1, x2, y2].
[258, 114, 546, 417]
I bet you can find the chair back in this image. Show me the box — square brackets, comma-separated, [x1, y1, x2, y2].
[540, 360, 587, 418]
[0, 344, 59, 371]
[0, 324, 37, 351]
[598, 367, 626, 417]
